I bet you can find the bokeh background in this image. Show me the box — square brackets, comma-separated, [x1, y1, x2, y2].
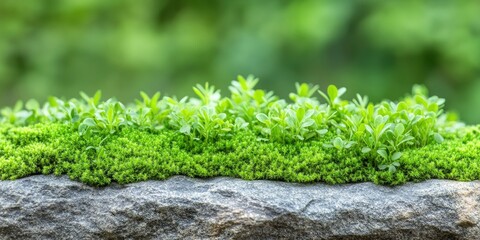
[1, 0, 479, 123]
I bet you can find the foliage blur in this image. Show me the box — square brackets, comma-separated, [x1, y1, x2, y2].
[0, 0, 479, 123]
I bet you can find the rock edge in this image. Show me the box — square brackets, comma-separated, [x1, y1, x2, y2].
[1, 175, 479, 239]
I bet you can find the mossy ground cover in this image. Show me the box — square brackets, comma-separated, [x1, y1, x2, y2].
[0, 76, 479, 186]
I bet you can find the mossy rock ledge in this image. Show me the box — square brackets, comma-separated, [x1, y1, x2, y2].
[1, 175, 479, 239]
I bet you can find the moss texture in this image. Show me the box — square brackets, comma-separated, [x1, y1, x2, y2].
[0, 77, 478, 186]
[1, 123, 478, 186]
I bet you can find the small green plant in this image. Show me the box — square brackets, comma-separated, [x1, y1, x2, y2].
[0, 101, 31, 125]
[78, 99, 128, 135]
[0, 75, 460, 182]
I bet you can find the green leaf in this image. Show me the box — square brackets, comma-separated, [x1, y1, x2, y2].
[433, 133, 444, 144]
[151, 92, 161, 105]
[256, 113, 269, 123]
[428, 103, 439, 112]
[397, 102, 408, 111]
[392, 152, 402, 161]
[93, 90, 102, 105]
[289, 93, 298, 102]
[13, 101, 23, 112]
[415, 95, 428, 107]
[298, 83, 309, 97]
[305, 109, 315, 119]
[361, 147, 371, 153]
[85, 146, 97, 151]
[237, 75, 248, 90]
[413, 84, 429, 96]
[301, 119, 315, 128]
[316, 129, 328, 135]
[394, 123, 405, 136]
[140, 91, 150, 104]
[337, 87, 346, 98]
[333, 137, 343, 149]
[253, 90, 264, 103]
[82, 118, 97, 127]
[107, 107, 114, 123]
[217, 113, 227, 119]
[296, 108, 305, 121]
[78, 118, 96, 135]
[25, 99, 39, 110]
[377, 149, 388, 159]
[344, 141, 355, 149]
[365, 125, 374, 135]
[285, 116, 295, 127]
[235, 117, 248, 129]
[48, 97, 58, 107]
[322, 143, 333, 148]
[327, 85, 338, 102]
[193, 86, 205, 102]
[374, 115, 386, 126]
[79, 91, 90, 103]
[180, 125, 191, 135]
[78, 124, 88, 135]
[261, 127, 271, 136]
[318, 90, 329, 103]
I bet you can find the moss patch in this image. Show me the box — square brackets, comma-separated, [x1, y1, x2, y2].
[0, 123, 478, 186]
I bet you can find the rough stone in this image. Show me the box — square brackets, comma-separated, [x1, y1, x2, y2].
[1, 175, 479, 239]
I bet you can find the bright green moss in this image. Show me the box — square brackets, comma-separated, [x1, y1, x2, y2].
[0, 77, 478, 186]
[0, 123, 479, 186]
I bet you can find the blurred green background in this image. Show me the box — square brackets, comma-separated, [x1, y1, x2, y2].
[1, 0, 479, 123]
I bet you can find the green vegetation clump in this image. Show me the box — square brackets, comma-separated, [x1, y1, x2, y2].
[3, 1, 480, 123]
[0, 76, 478, 186]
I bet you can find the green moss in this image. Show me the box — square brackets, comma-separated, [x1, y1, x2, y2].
[0, 78, 478, 186]
[0, 123, 478, 186]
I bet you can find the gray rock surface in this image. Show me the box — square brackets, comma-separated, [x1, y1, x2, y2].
[0, 175, 479, 240]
